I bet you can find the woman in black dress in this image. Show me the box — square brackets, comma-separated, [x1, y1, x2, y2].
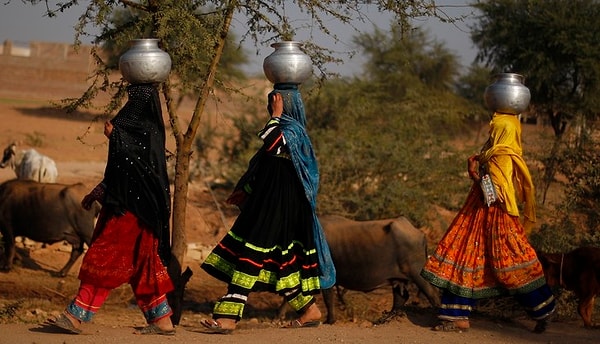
[201, 85, 335, 333]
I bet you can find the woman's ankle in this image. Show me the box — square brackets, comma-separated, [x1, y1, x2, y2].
[215, 317, 237, 330]
[63, 312, 81, 327]
[454, 319, 470, 329]
[153, 316, 174, 330]
[300, 303, 322, 323]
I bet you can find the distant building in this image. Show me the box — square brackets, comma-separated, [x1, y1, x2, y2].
[0, 40, 95, 100]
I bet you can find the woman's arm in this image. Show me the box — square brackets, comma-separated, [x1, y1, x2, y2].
[260, 92, 287, 155]
[467, 154, 480, 182]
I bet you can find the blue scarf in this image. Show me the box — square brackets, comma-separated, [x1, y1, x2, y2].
[270, 84, 336, 289]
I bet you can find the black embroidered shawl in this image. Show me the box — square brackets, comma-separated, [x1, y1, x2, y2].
[102, 84, 171, 263]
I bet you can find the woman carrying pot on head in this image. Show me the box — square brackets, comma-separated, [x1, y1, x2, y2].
[46, 83, 175, 336]
[200, 85, 336, 333]
[421, 74, 556, 334]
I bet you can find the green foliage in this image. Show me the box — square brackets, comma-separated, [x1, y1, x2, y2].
[205, 110, 265, 184]
[454, 64, 492, 120]
[310, 87, 475, 226]
[355, 25, 460, 92]
[302, 26, 479, 226]
[559, 140, 600, 231]
[471, 0, 600, 137]
[528, 118, 600, 252]
[62, 1, 249, 111]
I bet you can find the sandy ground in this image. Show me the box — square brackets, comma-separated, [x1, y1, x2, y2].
[0, 93, 599, 344]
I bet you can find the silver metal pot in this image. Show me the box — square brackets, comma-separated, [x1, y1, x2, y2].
[119, 39, 171, 84]
[483, 73, 531, 115]
[263, 41, 312, 84]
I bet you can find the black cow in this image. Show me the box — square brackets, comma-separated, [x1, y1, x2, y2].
[0, 179, 99, 276]
[319, 215, 441, 324]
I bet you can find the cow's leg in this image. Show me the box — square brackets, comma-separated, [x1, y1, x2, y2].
[412, 273, 442, 307]
[336, 286, 348, 307]
[322, 287, 336, 324]
[578, 295, 595, 328]
[391, 281, 409, 310]
[57, 242, 84, 277]
[374, 281, 408, 325]
[0, 233, 16, 272]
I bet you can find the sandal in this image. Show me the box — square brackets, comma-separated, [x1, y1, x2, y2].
[45, 314, 82, 334]
[134, 323, 176, 336]
[432, 320, 469, 333]
[200, 319, 234, 334]
[282, 319, 321, 328]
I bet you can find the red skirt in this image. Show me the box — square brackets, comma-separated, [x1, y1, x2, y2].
[78, 209, 173, 297]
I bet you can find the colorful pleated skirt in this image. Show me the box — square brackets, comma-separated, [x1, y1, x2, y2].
[421, 184, 547, 299]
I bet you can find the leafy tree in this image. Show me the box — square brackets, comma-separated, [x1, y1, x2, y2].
[101, 6, 248, 104]
[302, 25, 477, 226]
[470, 0, 600, 207]
[454, 63, 492, 120]
[356, 25, 460, 93]
[15, 0, 456, 322]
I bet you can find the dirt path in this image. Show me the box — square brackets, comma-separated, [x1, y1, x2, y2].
[0, 311, 598, 344]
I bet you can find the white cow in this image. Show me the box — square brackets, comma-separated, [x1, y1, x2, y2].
[0, 143, 58, 183]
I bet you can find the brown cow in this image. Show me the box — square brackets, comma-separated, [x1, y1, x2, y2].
[277, 215, 440, 324]
[0, 179, 100, 276]
[537, 247, 600, 328]
[319, 215, 441, 324]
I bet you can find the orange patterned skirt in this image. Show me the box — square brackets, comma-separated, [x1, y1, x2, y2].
[421, 184, 546, 299]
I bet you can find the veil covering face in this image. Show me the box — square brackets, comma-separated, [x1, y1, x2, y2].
[103, 84, 171, 263]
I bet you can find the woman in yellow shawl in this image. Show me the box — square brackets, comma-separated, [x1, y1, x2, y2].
[421, 112, 555, 333]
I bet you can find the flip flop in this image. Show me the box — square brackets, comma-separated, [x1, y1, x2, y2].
[283, 319, 321, 329]
[45, 314, 82, 334]
[432, 321, 468, 333]
[200, 319, 234, 334]
[134, 323, 176, 336]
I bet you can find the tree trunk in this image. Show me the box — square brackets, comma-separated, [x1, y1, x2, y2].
[541, 109, 568, 204]
[164, 1, 237, 324]
[167, 145, 193, 325]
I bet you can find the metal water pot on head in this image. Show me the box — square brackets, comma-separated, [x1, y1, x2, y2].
[119, 38, 172, 84]
[262, 41, 312, 85]
[483, 73, 531, 115]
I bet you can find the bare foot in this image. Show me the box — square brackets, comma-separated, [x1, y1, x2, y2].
[298, 303, 322, 324]
[214, 318, 237, 330]
[432, 320, 470, 332]
[455, 320, 470, 329]
[153, 316, 175, 332]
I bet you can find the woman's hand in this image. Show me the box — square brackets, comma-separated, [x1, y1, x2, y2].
[226, 189, 247, 206]
[268, 93, 284, 118]
[81, 184, 105, 210]
[104, 121, 114, 138]
[467, 155, 480, 182]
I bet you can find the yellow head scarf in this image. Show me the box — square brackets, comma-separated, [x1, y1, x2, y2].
[478, 113, 536, 229]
